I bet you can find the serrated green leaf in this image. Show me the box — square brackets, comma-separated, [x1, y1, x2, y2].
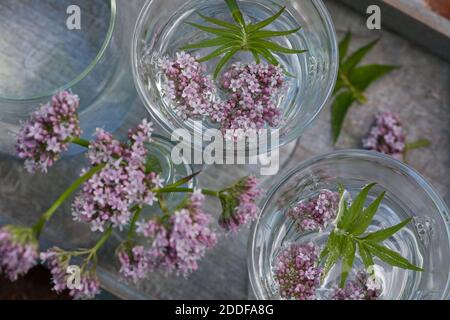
[349, 64, 398, 91]
[362, 218, 413, 243]
[364, 242, 423, 271]
[197, 44, 238, 62]
[320, 230, 337, 261]
[349, 191, 386, 235]
[214, 47, 239, 78]
[247, 7, 286, 33]
[331, 91, 355, 144]
[339, 32, 351, 63]
[322, 234, 346, 280]
[251, 27, 301, 39]
[340, 238, 356, 287]
[358, 241, 374, 270]
[181, 37, 238, 50]
[251, 39, 307, 54]
[198, 12, 241, 31]
[225, 0, 246, 27]
[187, 22, 241, 39]
[341, 39, 379, 74]
[339, 183, 377, 231]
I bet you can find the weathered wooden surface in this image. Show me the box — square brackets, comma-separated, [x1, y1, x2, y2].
[0, 0, 448, 299]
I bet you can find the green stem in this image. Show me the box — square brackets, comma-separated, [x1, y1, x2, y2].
[339, 73, 367, 104]
[127, 206, 143, 239]
[405, 139, 431, 151]
[92, 226, 113, 253]
[155, 187, 220, 197]
[32, 164, 105, 238]
[69, 137, 90, 148]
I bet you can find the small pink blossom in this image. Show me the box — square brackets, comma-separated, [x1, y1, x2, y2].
[0, 226, 38, 281]
[363, 112, 406, 160]
[16, 91, 81, 173]
[274, 243, 322, 300]
[331, 271, 381, 300]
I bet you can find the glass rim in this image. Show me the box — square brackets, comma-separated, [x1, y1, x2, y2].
[0, 0, 117, 102]
[131, 0, 339, 150]
[247, 149, 450, 300]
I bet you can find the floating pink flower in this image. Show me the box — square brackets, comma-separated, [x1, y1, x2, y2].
[16, 91, 81, 173]
[135, 190, 217, 276]
[160, 52, 214, 119]
[40, 247, 101, 300]
[218, 62, 284, 134]
[274, 243, 322, 300]
[288, 190, 340, 232]
[331, 271, 381, 300]
[0, 225, 38, 281]
[363, 111, 406, 160]
[72, 119, 160, 232]
[218, 176, 261, 232]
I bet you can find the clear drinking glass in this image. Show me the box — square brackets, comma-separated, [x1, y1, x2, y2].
[248, 150, 450, 300]
[0, 0, 137, 154]
[132, 0, 338, 152]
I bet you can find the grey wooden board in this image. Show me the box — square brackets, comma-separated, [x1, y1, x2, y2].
[338, 0, 450, 62]
[0, 0, 449, 299]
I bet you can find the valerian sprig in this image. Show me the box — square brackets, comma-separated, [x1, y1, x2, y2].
[181, 0, 306, 78]
[331, 32, 398, 143]
[320, 183, 423, 288]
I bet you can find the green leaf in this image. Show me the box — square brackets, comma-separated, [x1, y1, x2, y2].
[198, 12, 241, 31]
[340, 238, 356, 287]
[349, 64, 398, 91]
[364, 242, 423, 271]
[187, 22, 241, 39]
[247, 7, 286, 33]
[214, 47, 239, 78]
[320, 230, 337, 261]
[333, 79, 345, 95]
[166, 171, 201, 189]
[181, 37, 238, 50]
[197, 44, 238, 62]
[358, 241, 374, 269]
[251, 27, 301, 39]
[251, 39, 307, 54]
[339, 183, 377, 231]
[349, 191, 386, 235]
[250, 49, 261, 64]
[331, 91, 355, 144]
[322, 234, 346, 280]
[341, 39, 379, 74]
[254, 47, 279, 66]
[225, 0, 246, 27]
[339, 32, 351, 63]
[362, 218, 413, 243]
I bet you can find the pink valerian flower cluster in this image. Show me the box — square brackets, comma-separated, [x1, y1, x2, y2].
[218, 176, 261, 232]
[16, 91, 81, 173]
[0, 226, 38, 281]
[72, 119, 163, 232]
[40, 247, 100, 300]
[159, 53, 285, 134]
[159, 52, 214, 119]
[118, 190, 217, 280]
[215, 62, 284, 133]
[117, 244, 149, 283]
[363, 111, 406, 160]
[331, 271, 381, 300]
[288, 190, 340, 232]
[274, 243, 322, 300]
